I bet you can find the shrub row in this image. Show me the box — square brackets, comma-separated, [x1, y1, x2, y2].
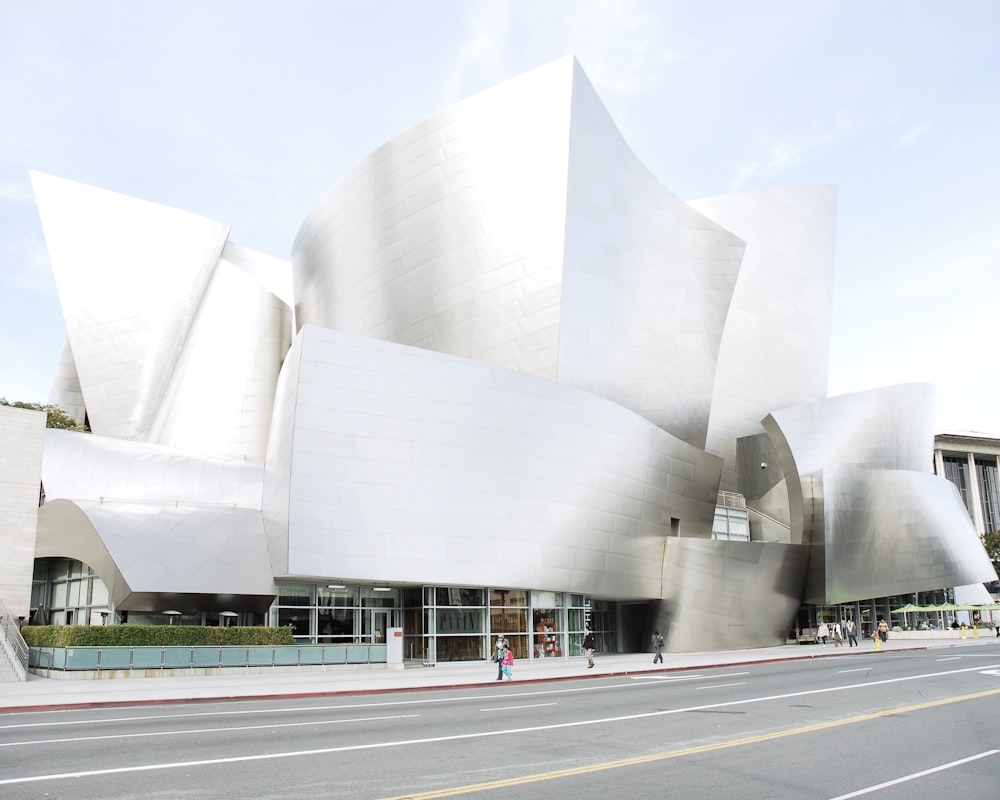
[21, 625, 296, 647]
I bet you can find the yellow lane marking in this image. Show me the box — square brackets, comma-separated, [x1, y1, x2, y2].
[379, 687, 1000, 800]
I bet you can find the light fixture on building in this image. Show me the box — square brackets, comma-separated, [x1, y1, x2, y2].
[373, 586, 392, 592]
[164, 610, 182, 625]
[220, 611, 238, 627]
[327, 582, 346, 589]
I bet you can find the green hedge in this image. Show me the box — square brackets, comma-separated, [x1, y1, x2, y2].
[21, 625, 296, 647]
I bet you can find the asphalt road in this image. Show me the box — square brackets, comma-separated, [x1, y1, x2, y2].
[2, 645, 998, 799]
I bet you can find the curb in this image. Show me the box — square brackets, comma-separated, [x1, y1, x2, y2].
[0, 644, 939, 715]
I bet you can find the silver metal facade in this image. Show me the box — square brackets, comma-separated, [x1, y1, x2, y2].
[36, 432, 273, 613]
[31, 171, 292, 463]
[24, 58, 997, 651]
[262, 325, 721, 598]
[760, 385, 997, 605]
[692, 187, 837, 491]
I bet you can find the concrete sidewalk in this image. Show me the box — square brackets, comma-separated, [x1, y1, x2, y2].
[2, 637, 997, 714]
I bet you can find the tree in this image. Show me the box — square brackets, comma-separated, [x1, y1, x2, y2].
[983, 530, 1000, 574]
[0, 399, 87, 431]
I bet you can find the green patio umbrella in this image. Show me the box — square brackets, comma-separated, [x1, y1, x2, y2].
[889, 603, 927, 614]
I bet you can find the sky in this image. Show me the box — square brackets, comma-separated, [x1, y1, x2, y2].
[1, 0, 998, 435]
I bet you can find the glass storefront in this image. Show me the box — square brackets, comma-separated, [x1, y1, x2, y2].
[272, 583, 400, 643]
[277, 582, 618, 663]
[32, 558, 111, 626]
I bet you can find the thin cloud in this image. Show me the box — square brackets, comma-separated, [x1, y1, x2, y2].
[731, 111, 864, 190]
[444, 0, 673, 107]
[896, 120, 930, 147]
[0, 180, 35, 204]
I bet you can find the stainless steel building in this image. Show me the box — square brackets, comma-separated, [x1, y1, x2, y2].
[8, 57, 995, 661]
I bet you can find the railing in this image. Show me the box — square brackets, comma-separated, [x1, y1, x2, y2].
[29, 643, 387, 672]
[0, 596, 29, 680]
[716, 491, 747, 509]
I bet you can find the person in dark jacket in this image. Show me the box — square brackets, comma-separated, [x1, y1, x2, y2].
[583, 626, 596, 668]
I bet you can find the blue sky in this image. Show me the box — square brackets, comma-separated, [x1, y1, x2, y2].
[1, 1, 997, 434]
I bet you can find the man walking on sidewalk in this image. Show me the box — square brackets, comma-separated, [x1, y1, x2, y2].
[583, 626, 596, 668]
[652, 630, 664, 663]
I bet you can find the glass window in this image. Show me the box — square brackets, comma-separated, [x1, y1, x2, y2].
[90, 579, 109, 606]
[943, 455, 973, 516]
[712, 506, 750, 541]
[532, 607, 562, 658]
[51, 559, 71, 582]
[437, 608, 484, 633]
[435, 587, 484, 606]
[976, 458, 1000, 533]
[532, 590, 563, 607]
[277, 607, 311, 638]
[435, 635, 485, 662]
[490, 606, 527, 635]
[318, 587, 358, 607]
[277, 583, 314, 606]
[490, 588, 528, 607]
[317, 608, 355, 641]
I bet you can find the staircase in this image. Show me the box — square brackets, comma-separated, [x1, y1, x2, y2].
[0, 597, 28, 682]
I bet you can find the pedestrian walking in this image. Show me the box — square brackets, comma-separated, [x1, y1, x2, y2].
[832, 621, 843, 647]
[583, 626, 596, 668]
[845, 618, 858, 647]
[493, 634, 506, 680]
[652, 630, 664, 663]
[816, 620, 830, 645]
[501, 643, 514, 680]
[877, 618, 889, 643]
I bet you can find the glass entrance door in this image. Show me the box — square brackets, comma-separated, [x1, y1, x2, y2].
[365, 609, 391, 643]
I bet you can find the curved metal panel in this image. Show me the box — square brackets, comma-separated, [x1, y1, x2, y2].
[555, 67, 745, 450]
[267, 324, 722, 597]
[41, 429, 265, 509]
[815, 466, 997, 603]
[293, 58, 576, 380]
[693, 186, 837, 490]
[36, 499, 132, 608]
[31, 172, 292, 462]
[759, 384, 994, 604]
[293, 59, 747, 449]
[30, 171, 230, 440]
[762, 383, 939, 547]
[37, 498, 274, 611]
[656, 538, 809, 651]
[145, 259, 291, 461]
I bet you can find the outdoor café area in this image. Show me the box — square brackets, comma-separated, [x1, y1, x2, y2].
[889, 600, 1000, 631]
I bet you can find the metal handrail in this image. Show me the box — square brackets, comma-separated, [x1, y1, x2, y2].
[0, 595, 29, 680]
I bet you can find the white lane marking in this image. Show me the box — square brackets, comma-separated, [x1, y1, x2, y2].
[0, 714, 419, 749]
[936, 656, 962, 662]
[696, 683, 747, 690]
[826, 750, 999, 799]
[981, 669, 1000, 676]
[479, 703, 557, 712]
[631, 671, 749, 683]
[2, 664, 999, 786]
[836, 668, 870, 674]
[0, 676, 711, 731]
